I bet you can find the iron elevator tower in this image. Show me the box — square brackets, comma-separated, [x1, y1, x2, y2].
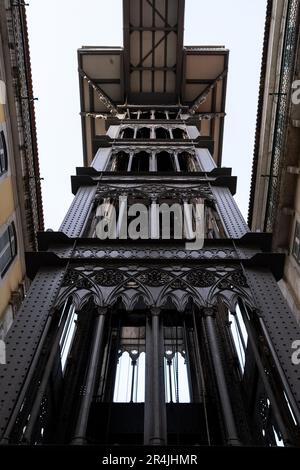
[0, 0, 300, 447]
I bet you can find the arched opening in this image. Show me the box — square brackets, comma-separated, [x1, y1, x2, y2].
[156, 151, 174, 172]
[177, 151, 192, 172]
[131, 151, 149, 172]
[154, 110, 167, 120]
[167, 111, 178, 120]
[114, 151, 130, 171]
[0, 221, 17, 276]
[136, 127, 151, 139]
[130, 111, 139, 120]
[224, 299, 295, 447]
[121, 127, 135, 139]
[155, 127, 169, 139]
[172, 127, 187, 139]
[140, 110, 152, 119]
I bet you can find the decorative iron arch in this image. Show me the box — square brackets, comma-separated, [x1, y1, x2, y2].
[54, 268, 105, 309]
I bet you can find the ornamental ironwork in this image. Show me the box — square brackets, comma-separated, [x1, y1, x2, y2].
[186, 269, 216, 287]
[92, 269, 125, 286]
[95, 183, 214, 202]
[137, 269, 172, 287]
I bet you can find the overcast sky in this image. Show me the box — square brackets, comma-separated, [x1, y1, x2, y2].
[27, 0, 267, 229]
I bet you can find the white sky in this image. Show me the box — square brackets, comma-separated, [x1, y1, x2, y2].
[27, 0, 267, 229]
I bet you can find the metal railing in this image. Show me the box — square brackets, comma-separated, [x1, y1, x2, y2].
[264, 0, 300, 232]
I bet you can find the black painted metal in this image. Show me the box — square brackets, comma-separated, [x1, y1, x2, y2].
[211, 186, 249, 238]
[0, 267, 65, 441]
[1, 0, 300, 448]
[71, 307, 107, 445]
[144, 308, 167, 446]
[244, 266, 300, 425]
[202, 308, 241, 446]
[59, 186, 97, 237]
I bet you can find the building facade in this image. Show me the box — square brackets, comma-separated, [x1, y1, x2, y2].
[0, 1, 43, 339]
[0, 0, 300, 447]
[249, 0, 300, 324]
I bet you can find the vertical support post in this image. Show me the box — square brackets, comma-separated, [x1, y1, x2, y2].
[144, 308, 167, 445]
[150, 196, 160, 239]
[150, 150, 157, 171]
[127, 151, 134, 171]
[116, 194, 128, 239]
[202, 307, 241, 446]
[71, 307, 107, 445]
[174, 151, 180, 172]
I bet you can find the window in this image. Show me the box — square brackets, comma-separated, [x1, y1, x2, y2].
[121, 127, 135, 139]
[131, 151, 149, 171]
[140, 110, 152, 119]
[154, 111, 167, 120]
[228, 304, 248, 373]
[113, 151, 130, 171]
[172, 128, 187, 140]
[0, 304, 14, 340]
[113, 326, 146, 403]
[155, 127, 169, 139]
[177, 152, 191, 172]
[0, 131, 8, 176]
[0, 222, 17, 276]
[167, 111, 178, 120]
[136, 127, 151, 139]
[292, 221, 300, 264]
[164, 326, 190, 403]
[59, 303, 78, 373]
[156, 151, 174, 172]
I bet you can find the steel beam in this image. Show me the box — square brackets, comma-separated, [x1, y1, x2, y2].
[144, 308, 167, 445]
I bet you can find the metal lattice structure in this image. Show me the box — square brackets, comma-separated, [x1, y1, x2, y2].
[0, 0, 300, 448]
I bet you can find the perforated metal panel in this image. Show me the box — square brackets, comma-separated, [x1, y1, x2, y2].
[0, 267, 65, 439]
[196, 149, 216, 171]
[244, 267, 300, 412]
[59, 186, 97, 237]
[212, 187, 249, 238]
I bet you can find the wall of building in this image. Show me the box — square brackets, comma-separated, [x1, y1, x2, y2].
[0, 77, 25, 333]
[280, 173, 300, 324]
[249, 0, 300, 323]
[0, 9, 31, 336]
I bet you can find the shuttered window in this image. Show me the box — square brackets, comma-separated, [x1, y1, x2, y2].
[0, 131, 8, 176]
[0, 222, 17, 276]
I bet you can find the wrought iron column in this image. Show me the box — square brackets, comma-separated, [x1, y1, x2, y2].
[150, 196, 159, 239]
[202, 307, 241, 446]
[116, 194, 128, 238]
[173, 151, 180, 172]
[150, 150, 157, 171]
[127, 151, 134, 171]
[144, 307, 167, 445]
[71, 306, 107, 445]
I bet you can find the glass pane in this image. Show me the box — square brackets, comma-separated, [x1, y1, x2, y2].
[113, 351, 145, 403]
[9, 223, 17, 257]
[0, 229, 11, 274]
